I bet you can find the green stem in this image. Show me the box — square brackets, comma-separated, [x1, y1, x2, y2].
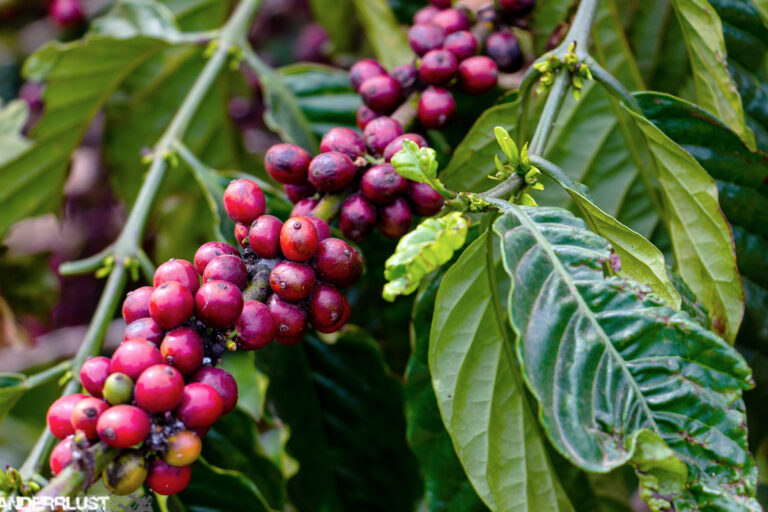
[484, 173, 526, 199]
[528, 71, 570, 156]
[560, 0, 600, 59]
[311, 192, 348, 222]
[584, 56, 641, 113]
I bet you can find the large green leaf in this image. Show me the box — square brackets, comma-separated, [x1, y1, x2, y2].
[429, 232, 573, 512]
[179, 458, 275, 512]
[624, 105, 745, 341]
[352, 0, 412, 70]
[308, 0, 354, 53]
[531, 0, 575, 54]
[492, 204, 757, 510]
[0, 100, 30, 164]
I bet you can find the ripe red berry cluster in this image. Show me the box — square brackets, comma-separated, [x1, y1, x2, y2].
[352, 0, 534, 129]
[266, 125, 445, 242]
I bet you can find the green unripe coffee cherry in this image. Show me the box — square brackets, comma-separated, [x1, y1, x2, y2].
[103, 373, 134, 405]
[102, 450, 147, 496]
[164, 430, 202, 467]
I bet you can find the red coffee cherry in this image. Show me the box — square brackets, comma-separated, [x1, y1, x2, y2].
[312, 238, 363, 289]
[308, 152, 357, 193]
[176, 383, 224, 428]
[70, 397, 108, 441]
[164, 431, 202, 467]
[283, 182, 316, 204]
[236, 301, 277, 350]
[431, 8, 472, 33]
[97, 405, 151, 448]
[413, 5, 440, 24]
[190, 367, 239, 415]
[391, 64, 418, 92]
[407, 181, 445, 216]
[309, 283, 351, 333]
[270, 261, 317, 301]
[359, 75, 403, 114]
[418, 87, 456, 128]
[153, 259, 200, 295]
[383, 133, 428, 162]
[110, 339, 164, 381]
[378, 197, 413, 239]
[47, 394, 87, 439]
[121, 286, 153, 324]
[267, 294, 308, 341]
[419, 49, 458, 85]
[193, 241, 239, 276]
[349, 58, 387, 91]
[160, 327, 204, 376]
[50, 436, 75, 476]
[291, 197, 319, 218]
[222, 179, 266, 224]
[339, 194, 377, 242]
[149, 281, 194, 330]
[443, 30, 478, 61]
[80, 356, 111, 398]
[280, 217, 319, 262]
[265, 143, 312, 185]
[135, 365, 185, 414]
[234, 223, 249, 248]
[320, 127, 366, 159]
[408, 23, 446, 56]
[485, 30, 524, 72]
[203, 254, 248, 290]
[49, 0, 84, 27]
[248, 215, 283, 258]
[356, 105, 381, 131]
[195, 280, 244, 329]
[458, 56, 499, 94]
[364, 117, 404, 156]
[124, 318, 164, 346]
[147, 460, 191, 496]
[306, 217, 331, 241]
[360, 163, 409, 205]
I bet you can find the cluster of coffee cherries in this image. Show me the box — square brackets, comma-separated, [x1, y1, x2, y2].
[266, 124, 445, 242]
[45, 177, 362, 496]
[352, 0, 534, 129]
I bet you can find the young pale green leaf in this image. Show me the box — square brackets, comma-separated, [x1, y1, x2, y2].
[429, 232, 573, 512]
[352, 0, 412, 70]
[0, 100, 30, 165]
[391, 139, 439, 183]
[383, 212, 468, 302]
[624, 105, 745, 342]
[494, 126, 519, 166]
[491, 204, 757, 510]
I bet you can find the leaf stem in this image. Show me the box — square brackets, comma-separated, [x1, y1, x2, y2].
[584, 56, 641, 113]
[528, 71, 570, 156]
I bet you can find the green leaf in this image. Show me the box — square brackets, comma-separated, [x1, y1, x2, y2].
[89, 0, 180, 39]
[670, 0, 756, 149]
[220, 351, 268, 422]
[0, 100, 30, 164]
[307, 0, 354, 52]
[179, 458, 276, 512]
[752, 0, 768, 26]
[429, 231, 573, 512]
[352, 0, 412, 70]
[383, 212, 468, 301]
[492, 204, 757, 510]
[624, 104, 745, 341]
[391, 139, 439, 183]
[0, 373, 30, 424]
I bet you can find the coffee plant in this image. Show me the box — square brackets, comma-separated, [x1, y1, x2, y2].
[0, 0, 766, 510]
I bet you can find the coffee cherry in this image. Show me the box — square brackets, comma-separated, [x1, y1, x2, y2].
[378, 197, 413, 239]
[408, 24, 446, 56]
[443, 30, 478, 60]
[312, 238, 363, 289]
[280, 217, 319, 262]
[356, 105, 381, 131]
[391, 64, 418, 92]
[431, 8, 472, 33]
[80, 356, 111, 398]
[236, 300, 277, 350]
[135, 365, 184, 413]
[485, 31, 524, 72]
[360, 164, 408, 205]
[359, 75, 403, 114]
[309, 284, 351, 333]
[306, 217, 331, 241]
[339, 194, 377, 242]
[270, 261, 317, 301]
[284, 182, 316, 204]
[164, 431, 202, 467]
[364, 117, 404, 155]
[49, 0, 84, 27]
[110, 339, 164, 381]
[147, 460, 191, 496]
[160, 327, 204, 376]
[320, 127, 366, 159]
[195, 281, 244, 329]
[47, 394, 87, 439]
[194, 241, 239, 275]
[149, 281, 194, 330]
[50, 436, 75, 476]
[267, 294, 308, 341]
[124, 317, 164, 346]
[103, 450, 147, 496]
[498, 0, 535, 16]
[97, 405, 151, 448]
[407, 181, 445, 216]
[234, 223, 249, 248]
[414, 5, 440, 25]
[70, 397, 108, 441]
[291, 197, 319, 218]
[419, 49, 458, 85]
[383, 133, 428, 162]
[154, 259, 200, 295]
[203, 254, 248, 290]
[418, 87, 456, 128]
[458, 56, 498, 94]
[176, 383, 224, 428]
[265, 143, 312, 185]
[349, 58, 387, 91]
[308, 152, 357, 192]
[103, 373, 134, 405]
[121, 286, 153, 324]
[223, 179, 266, 224]
[190, 367, 238, 415]
[248, 215, 283, 258]
[431, 0, 452, 6]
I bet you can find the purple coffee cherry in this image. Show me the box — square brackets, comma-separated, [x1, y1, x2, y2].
[265, 144, 312, 185]
[413, 5, 440, 25]
[357, 105, 381, 131]
[339, 194, 377, 242]
[320, 127, 366, 159]
[458, 56, 498, 94]
[485, 31, 524, 72]
[283, 182, 316, 204]
[248, 215, 283, 259]
[407, 181, 445, 216]
[378, 198, 413, 239]
[391, 64, 418, 92]
[498, 0, 535, 16]
[349, 59, 387, 91]
[270, 261, 317, 302]
[360, 164, 409, 205]
[431, 8, 472, 34]
[194, 281, 244, 329]
[363, 117, 404, 155]
[359, 75, 403, 114]
[203, 255, 248, 290]
[408, 23, 446, 56]
[267, 294, 308, 340]
[443, 30, 478, 61]
[418, 87, 456, 128]
[419, 49, 458, 85]
[291, 197, 319, 218]
[308, 151, 357, 192]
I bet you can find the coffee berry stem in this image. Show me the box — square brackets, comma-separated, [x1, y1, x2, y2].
[34, 444, 119, 506]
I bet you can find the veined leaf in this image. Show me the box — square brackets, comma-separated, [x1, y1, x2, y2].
[429, 232, 573, 512]
[624, 105, 745, 341]
[352, 0, 412, 70]
[0, 373, 32, 424]
[0, 100, 30, 164]
[753, 0, 768, 25]
[179, 458, 276, 512]
[491, 204, 757, 510]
